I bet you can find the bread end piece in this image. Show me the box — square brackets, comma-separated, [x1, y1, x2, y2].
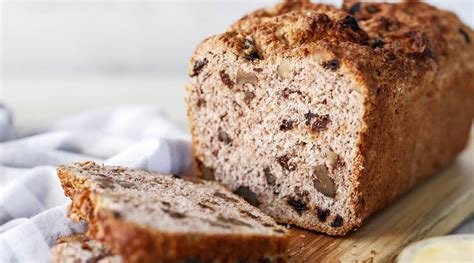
[57, 162, 289, 262]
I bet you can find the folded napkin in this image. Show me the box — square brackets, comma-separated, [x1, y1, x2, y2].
[0, 104, 193, 262]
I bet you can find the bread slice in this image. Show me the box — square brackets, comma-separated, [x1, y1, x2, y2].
[186, 0, 474, 235]
[57, 162, 288, 262]
[51, 234, 122, 263]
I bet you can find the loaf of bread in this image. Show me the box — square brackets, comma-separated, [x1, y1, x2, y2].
[57, 162, 288, 262]
[51, 234, 122, 263]
[186, 0, 474, 235]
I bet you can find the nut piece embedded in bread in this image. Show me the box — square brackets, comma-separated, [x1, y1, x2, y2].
[186, 0, 474, 236]
[57, 162, 288, 262]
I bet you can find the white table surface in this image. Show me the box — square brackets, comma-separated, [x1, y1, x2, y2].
[0, 74, 472, 234]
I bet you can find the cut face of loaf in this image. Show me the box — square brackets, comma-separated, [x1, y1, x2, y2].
[57, 162, 288, 262]
[186, 0, 474, 235]
[188, 44, 363, 236]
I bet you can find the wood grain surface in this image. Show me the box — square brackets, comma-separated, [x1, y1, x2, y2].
[286, 138, 474, 263]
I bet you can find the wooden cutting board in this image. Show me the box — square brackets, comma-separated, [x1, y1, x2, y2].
[286, 138, 474, 263]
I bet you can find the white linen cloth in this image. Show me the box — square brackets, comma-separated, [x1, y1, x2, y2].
[0, 104, 193, 262]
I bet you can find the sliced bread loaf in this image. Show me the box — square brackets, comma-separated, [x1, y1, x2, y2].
[186, 0, 474, 236]
[57, 162, 288, 262]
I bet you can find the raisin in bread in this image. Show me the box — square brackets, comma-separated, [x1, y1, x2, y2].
[186, 0, 474, 236]
[51, 234, 122, 263]
[57, 162, 288, 262]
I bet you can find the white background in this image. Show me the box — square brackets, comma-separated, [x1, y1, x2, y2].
[1, 0, 473, 128]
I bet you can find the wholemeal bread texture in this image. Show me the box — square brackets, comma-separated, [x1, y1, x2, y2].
[186, 0, 474, 235]
[57, 162, 288, 262]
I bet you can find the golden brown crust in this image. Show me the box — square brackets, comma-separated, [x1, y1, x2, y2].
[191, 0, 473, 93]
[345, 0, 474, 224]
[94, 209, 288, 262]
[187, 0, 474, 235]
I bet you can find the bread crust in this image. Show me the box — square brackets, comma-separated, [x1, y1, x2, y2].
[186, 0, 474, 235]
[57, 163, 289, 262]
[95, 209, 287, 262]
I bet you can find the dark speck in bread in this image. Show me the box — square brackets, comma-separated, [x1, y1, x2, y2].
[190, 58, 208, 77]
[322, 59, 340, 71]
[348, 2, 361, 15]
